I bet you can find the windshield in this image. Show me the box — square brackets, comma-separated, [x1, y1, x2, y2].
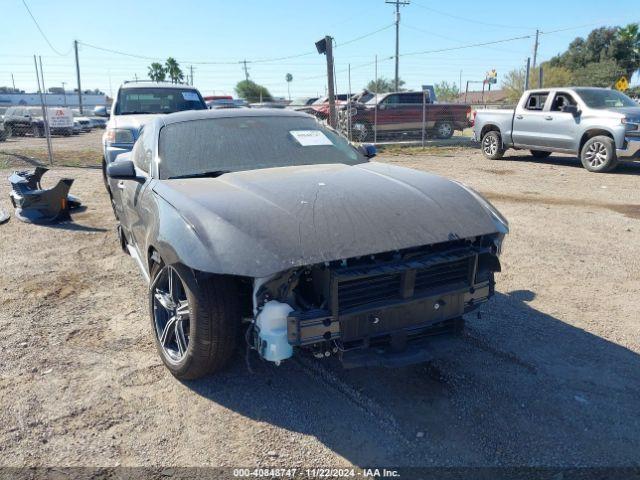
[115, 88, 206, 115]
[158, 116, 366, 180]
[575, 88, 637, 109]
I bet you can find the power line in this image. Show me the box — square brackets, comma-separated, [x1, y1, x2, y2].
[335, 23, 395, 47]
[401, 34, 533, 57]
[411, 1, 534, 30]
[22, 0, 72, 56]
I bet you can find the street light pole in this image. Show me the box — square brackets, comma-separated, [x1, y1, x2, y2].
[62, 82, 67, 106]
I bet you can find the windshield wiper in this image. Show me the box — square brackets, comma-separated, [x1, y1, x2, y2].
[168, 170, 231, 180]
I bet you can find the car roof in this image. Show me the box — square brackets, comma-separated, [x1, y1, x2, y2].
[158, 107, 313, 126]
[119, 81, 199, 90]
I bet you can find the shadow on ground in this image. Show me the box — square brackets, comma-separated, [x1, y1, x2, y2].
[501, 153, 640, 175]
[185, 291, 640, 467]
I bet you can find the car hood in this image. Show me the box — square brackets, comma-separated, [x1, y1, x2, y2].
[153, 162, 505, 277]
[109, 113, 157, 132]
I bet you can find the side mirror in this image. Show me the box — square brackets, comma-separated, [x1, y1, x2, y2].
[107, 159, 143, 182]
[358, 143, 377, 158]
[93, 106, 108, 117]
[561, 104, 579, 116]
[378, 104, 386, 110]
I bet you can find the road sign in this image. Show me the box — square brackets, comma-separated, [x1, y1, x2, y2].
[615, 76, 629, 92]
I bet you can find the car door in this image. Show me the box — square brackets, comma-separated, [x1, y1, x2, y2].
[376, 94, 401, 133]
[540, 91, 581, 151]
[511, 91, 550, 148]
[397, 92, 424, 131]
[122, 128, 154, 252]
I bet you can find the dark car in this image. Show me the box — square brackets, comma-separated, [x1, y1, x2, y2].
[106, 108, 508, 379]
[342, 91, 473, 141]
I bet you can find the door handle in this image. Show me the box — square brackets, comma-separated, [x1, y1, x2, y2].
[515, 115, 523, 120]
[117, 181, 125, 190]
[545, 116, 553, 120]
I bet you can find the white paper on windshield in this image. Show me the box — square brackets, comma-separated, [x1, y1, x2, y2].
[290, 130, 333, 146]
[182, 91, 200, 101]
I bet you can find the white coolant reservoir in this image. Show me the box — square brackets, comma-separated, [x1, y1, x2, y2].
[255, 300, 294, 363]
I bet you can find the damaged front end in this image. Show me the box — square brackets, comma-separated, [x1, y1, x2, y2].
[8, 167, 81, 224]
[250, 233, 504, 368]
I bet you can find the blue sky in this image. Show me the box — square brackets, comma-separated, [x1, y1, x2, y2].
[2, 0, 639, 98]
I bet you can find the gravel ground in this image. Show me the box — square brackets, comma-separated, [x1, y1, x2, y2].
[0, 140, 639, 469]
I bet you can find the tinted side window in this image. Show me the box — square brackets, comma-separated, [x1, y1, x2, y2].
[524, 93, 549, 111]
[382, 95, 400, 105]
[399, 93, 423, 104]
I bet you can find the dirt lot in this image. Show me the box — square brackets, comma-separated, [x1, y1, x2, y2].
[0, 134, 639, 469]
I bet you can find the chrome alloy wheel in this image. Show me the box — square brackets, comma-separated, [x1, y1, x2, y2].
[584, 141, 608, 168]
[152, 266, 190, 363]
[483, 134, 498, 156]
[437, 122, 453, 137]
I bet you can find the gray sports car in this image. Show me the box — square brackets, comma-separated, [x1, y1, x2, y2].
[107, 108, 508, 379]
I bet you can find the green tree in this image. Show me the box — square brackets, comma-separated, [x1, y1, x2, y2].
[571, 58, 625, 87]
[365, 77, 405, 93]
[286, 73, 293, 100]
[434, 81, 459, 102]
[165, 57, 184, 84]
[614, 23, 640, 80]
[235, 80, 273, 103]
[148, 62, 166, 82]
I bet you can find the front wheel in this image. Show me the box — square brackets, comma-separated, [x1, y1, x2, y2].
[530, 150, 551, 159]
[481, 131, 504, 159]
[435, 121, 454, 139]
[149, 263, 239, 379]
[32, 124, 43, 138]
[351, 121, 372, 142]
[580, 136, 617, 172]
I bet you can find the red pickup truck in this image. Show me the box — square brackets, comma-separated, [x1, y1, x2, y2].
[340, 91, 473, 141]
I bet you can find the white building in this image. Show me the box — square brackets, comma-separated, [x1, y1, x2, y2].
[0, 92, 108, 110]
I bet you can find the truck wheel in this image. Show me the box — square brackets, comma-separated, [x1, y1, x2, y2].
[580, 136, 618, 173]
[149, 262, 239, 379]
[530, 150, 551, 159]
[435, 121, 454, 139]
[5, 125, 13, 138]
[351, 121, 372, 142]
[481, 131, 504, 159]
[31, 124, 43, 138]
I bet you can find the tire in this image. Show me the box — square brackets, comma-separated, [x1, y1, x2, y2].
[481, 130, 504, 159]
[149, 262, 239, 379]
[32, 124, 43, 138]
[351, 121, 372, 142]
[102, 158, 111, 193]
[580, 135, 618, 172]
[530, 150, 551, 159]
[5, 124, 13, 138]
[435, 121, 454, 139]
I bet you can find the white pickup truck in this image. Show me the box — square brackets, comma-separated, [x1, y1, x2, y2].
[473, 87, 640, 172]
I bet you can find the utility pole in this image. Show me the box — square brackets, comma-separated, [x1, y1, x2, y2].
[34, 55, 53, 165]
[386, 0, 410, 92]
[525, 57, 531, 91]
[241, 59, 250, 81]
[11, 73, 16, 91]
[62, 81, 67, 106]
[74, 40, 83, 114]
[315, 36, 336, 128]
[190, 65, 194, 86]
[532, 29, 540, 78]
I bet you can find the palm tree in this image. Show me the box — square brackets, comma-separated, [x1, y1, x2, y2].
[286, 73, 293, 100]
[148, 62, 166, 82]
[617, 23, 640, 81]
[165, 57, 184, 84]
